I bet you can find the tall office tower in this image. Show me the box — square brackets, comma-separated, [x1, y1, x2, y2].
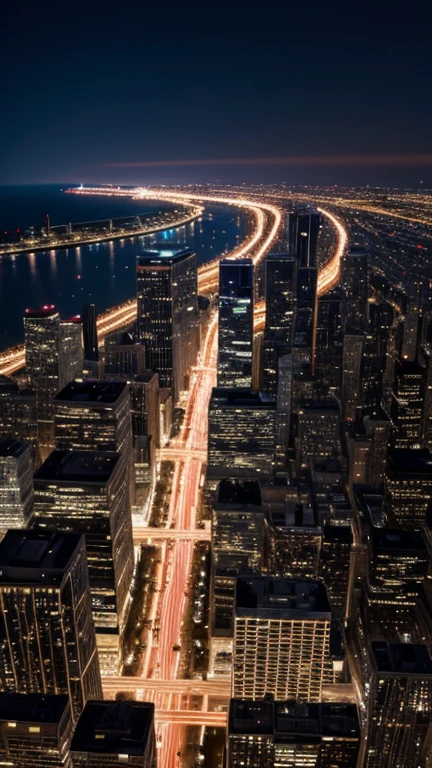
[208, 389, 276, 482]
[217, 259, 253, 388]
[366, 529, 429, 628]
[136, 246, 198, 401]
[391, 360, 425, 449]
[364, 408, 391, 487]
[361, 301, 395, 408]
[400, 310, 420, 361]
[33, 450, 133, 672]
[384, 448, 432, 529]
[0, 439, 33, 536]
[210, 480, 265, 676]
[365, 642, 432, 768]
[104, 331, 146, 377]
[130, 372, 160, 505]
[59, 317, 83, 388]
[233, 577, 333, 701]
[24, 306, 61, 459]
[296, 398, 341, 468]
[315, 289, 344, 394]
[0, 377, 38, 468]
[320, 525, 353, 622]
[261, 254, 297, 394]
[288, 205, 320, 268]
[54, 379, 131, 455]
[268, 499, 322, 579]
[342, 331, 364, 421]
[70, 701, 156, 768]
[82, 303, 99, 363]
[421, 347, 432, 450]
[0, 693, 73, 768]
[227, 699, 361, 768]
[294, 267, 318, 374]
[274, 354, 293, 478]
[0, 530, 102, 720]
[343, 246, 369, 326]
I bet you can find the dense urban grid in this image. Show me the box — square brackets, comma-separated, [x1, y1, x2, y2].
[0, 183, 432, 767]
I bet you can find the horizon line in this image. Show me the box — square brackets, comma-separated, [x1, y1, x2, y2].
[102, 154, 432, 169]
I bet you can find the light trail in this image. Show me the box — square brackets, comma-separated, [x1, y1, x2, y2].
[133, 528, 211, 543]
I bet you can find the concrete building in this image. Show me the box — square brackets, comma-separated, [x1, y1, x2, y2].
[218, 259, 254, 389]
[0, 438, 33, 536]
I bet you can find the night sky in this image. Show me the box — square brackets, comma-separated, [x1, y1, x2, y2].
[3, 1, 432, 187]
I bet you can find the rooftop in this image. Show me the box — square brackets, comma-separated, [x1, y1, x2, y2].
[24, 305, 58, 319]
[55, 379, 127, 405]
[236, 577, 331, 618]
[34, 450, 120, 484]
[229, 699, 360, 739]
[210, 388, 276, 408]
[387, 448, 432, 475]
[0, 437, 29, 459]
[0, 693, 70, 725]
[0, 530, 84, 586]
[137, 246, 194, 265]
[71, 701, 154, 756]
[372, 642, 432, 675]
[216, 479, 262, 507]
[372, 528, 427, 553]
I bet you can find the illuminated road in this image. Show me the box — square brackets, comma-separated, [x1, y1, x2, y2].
[103, 677, 230, 697]
[133, 527, 211, 543]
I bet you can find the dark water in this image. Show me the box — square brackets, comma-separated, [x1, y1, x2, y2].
[0, 186, 249, 349]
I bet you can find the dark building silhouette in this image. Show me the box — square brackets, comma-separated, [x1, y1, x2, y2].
[261, 253, 297, 394]
[218, 259, 254, 388]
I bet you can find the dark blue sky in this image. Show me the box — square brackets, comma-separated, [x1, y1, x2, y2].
[3, 0, 432, 187]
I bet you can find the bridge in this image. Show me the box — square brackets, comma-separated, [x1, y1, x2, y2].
[156, 711, 227, 726]
[133, 527, 211, 542]
[102, 677, 230, 698]
[157, 448, 208, 462]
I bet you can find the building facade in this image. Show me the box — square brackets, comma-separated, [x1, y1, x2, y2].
[218, 259, 254, 388]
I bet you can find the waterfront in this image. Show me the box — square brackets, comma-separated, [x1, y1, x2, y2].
[0, 187, 249, 348]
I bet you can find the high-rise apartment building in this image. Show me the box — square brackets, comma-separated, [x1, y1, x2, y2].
[365, 642, 432, 768]
[218, 259, 253, 388]
[24, 306, 61, 459]
[70, 701, 156, 768]
[384, 448, 432, 529]
[391, 360, 425, 449]
[0, 530, 102, 720]
[233, 577, 333, 701]
[210, 480, 264, 676]
[261, 253, 296, 394]
[288, 206, 320, 268]
[136, 246, 198, 400]
[0, 377, 38, 468]
[227, 699, 361, 768]
[0, 438, 33, 536]
[0, 693, 73, 768]
[59, 317, 83, 388]
[54, 379, 131, 455]
[33, 450, 133, 672]
[208, 389, 276, 481]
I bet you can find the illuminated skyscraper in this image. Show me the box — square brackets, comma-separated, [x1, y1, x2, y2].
[315, 288, 344, 393]
[0, 438, 33, 536]
[0, 693, 73, 768]
[268, 499, 321, 579]
[129, 372, 160, 504]
[136, 246, 198, 401]
[365, 642, 432, 768]
[288, 206, 320, 268]
[208, 389, 276, 481]
[342, 331, 364, 421]
[261, 253, 297, 394]
[297, 398, 341, 468]
[218, 259, 253, 388]
[104, 331, 146, 377]
[343, 246, 369, 326]
[233, 577, 333, 701]
[33, 450, 133, 672]
[227, 699, 361, 768]
[0, 377, 38, 468]
[0, 530, 102, 720]
[24, 306, 61, 460]
[384, 448, 432, 529]
[293, 267, 318, 374]
[70, 701, 156, 767]
[390, 359, 425, 449]
[59, 317, 83, 387]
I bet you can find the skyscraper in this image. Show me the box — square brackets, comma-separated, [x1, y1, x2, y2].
[342, 331, 364, 421]
[104, 331, 146, 377]
[0, 693, 73, 768]
[390, 360, 425, 449]
[365, 642, 432, 768]
[384, 448, 432, 529]
[218, 259, 254, 388]
[82, 304, 99, 363]
[208, 389, 276, 481]
[0, 530, 102, 720]
[233, 577, 333, 701]
[70, 701, 156, 767]
[0, 377, 38, 468]
[59, 317, 83, 388]
[227, 699, 361, 768]
[288, 206, 320, 268]
[0, 438, 33, 536]
[24, 306, 60, 459]
[343, 246, 369, 326]
[293, 267, 318, 374]
[136, 246, 198, 401]
[261, 253, 297, 394]
[315, 288, 344, 393]
[33, 450, 133, 672]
